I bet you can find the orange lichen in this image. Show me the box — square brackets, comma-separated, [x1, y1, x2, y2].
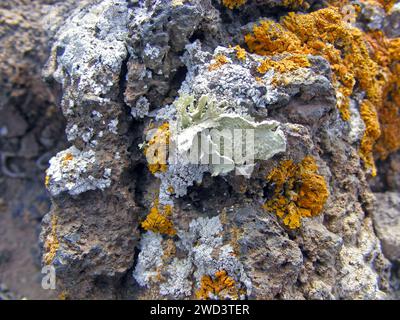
[144, 122, 170, 174]
[257, 54, 310, 74]
[245, 7, 383, 122]
[195, 270, 241, 300]
[379, 0, 397, 12]
[43, 215, 59, 265]
[283, 9, 385, 122]
[208, 54, 229, 71]
[245, 7, 400, 173]
[222, 0, 247, 10]
[359, 100, 381, 176]
[263, 156, 329, 229]
[245, 20, 302, 56]
[364, 32, 400, 161]
[61, 152, 73, 167]
[233, 45, 247, 60]
[141, 202, 176, 236]
[374, 95, 400, 160]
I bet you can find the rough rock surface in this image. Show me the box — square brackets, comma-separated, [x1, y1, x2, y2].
[0, 0, 399, 299]
[373, 192, 400, 262]
[0, 0, 79, 299]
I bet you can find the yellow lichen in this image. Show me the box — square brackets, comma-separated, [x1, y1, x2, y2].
[208, 54, 229, 71]
[144, 122, 170, 174]
[195, 270, 241, 300]
[233, 45, 246, 61]
[141, 202, 176, 236]
[45, 174, 50, 188]
[43, 215, 59, 265]
[263, 156, 329, 229]
[257, 54, 310, 74]
[222, 0, 247, 10]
